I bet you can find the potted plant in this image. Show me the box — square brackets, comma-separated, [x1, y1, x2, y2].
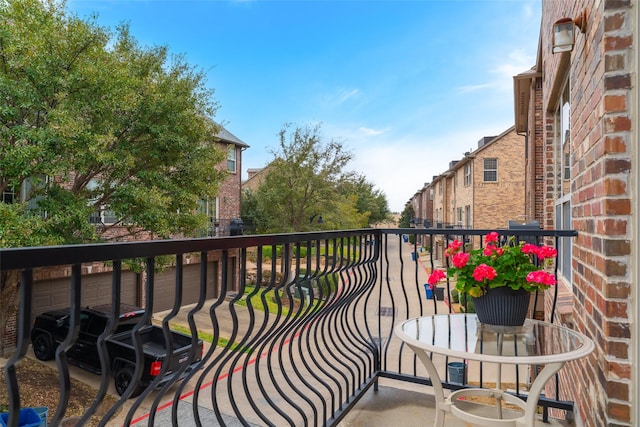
[427, 231, 557, 326]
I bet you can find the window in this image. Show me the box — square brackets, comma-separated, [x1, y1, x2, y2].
[227, 145, 236, 173]
[199, 197, 219, 236]
[555, 80, 572, 283]
[465, 205, 471, 228]
[483, 158, 498, 182]
[464, 163, 471, 186]
[2, 176, 48, 217]
[87, 179, 118, 225]
[1, 186, 16, 203]
[86, 317, 107, 336]
[457, 208, 463, 227]
[89, 207, 117, 225]
[438, 181, 443, 194]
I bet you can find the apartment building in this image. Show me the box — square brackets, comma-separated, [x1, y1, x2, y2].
[213, 126, 249, 227]
[457, 127, 527, 230]
[413, 127, 526, 259]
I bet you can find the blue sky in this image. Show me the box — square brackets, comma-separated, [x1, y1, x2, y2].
[68, 0, 541, 212]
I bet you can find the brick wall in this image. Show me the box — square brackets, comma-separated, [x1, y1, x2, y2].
[525, 78, 545, 223]
[217, 143, 243, 220]
[472, 128, 526, 230]
[538, 0, 635, 425]
[453, 161, 473, 226]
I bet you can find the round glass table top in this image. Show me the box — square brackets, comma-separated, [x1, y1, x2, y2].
[396, 314, 594, 365]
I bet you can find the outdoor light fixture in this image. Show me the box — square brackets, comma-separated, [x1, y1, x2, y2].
[552, 9, 587, 53]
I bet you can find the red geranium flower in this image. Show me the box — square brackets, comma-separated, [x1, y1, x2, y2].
[427, 269, 447, 286]
[485, 231, 499, 243]
[451, 252, 470, 269]
[526, 270, 557, 286]
[445, 240, 463, 257]
[537, 246, 558, 260]
[472, 264, 497, 282]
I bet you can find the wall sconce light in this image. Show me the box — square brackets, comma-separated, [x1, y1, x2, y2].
[552, 9, 587, 54]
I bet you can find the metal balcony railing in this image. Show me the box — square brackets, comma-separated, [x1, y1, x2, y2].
[0, 228, 577, 426]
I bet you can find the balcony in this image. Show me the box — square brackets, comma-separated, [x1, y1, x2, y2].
[1, 228, 577, 426]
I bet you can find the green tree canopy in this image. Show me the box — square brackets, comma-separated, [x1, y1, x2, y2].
[242, 123, 388, 233]
[399, 204, 415, 228]
[0, 0, 226, 245]
[338, 174, 391, 226]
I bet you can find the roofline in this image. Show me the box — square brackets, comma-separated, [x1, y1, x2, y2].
[214, 122, 250, 148]
[513, 30, 543, 135]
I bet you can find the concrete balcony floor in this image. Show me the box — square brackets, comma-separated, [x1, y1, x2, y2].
[126, 380, 574, 426]
[142, 377, 575, 426]
[338, 379, 573, 427]
[2, 353, 573, 427]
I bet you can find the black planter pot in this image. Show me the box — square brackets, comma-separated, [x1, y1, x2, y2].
[471, 286, 531, 326]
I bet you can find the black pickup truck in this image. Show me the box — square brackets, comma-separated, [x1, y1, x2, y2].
[30, 304, 203, 397]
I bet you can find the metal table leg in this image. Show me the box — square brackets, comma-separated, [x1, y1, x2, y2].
[407, 343, 448, 427]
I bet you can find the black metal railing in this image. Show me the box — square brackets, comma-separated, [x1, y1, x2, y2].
[0, 228, 577, 426]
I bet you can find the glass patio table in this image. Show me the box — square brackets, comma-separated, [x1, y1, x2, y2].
[395, 314, 594, 427]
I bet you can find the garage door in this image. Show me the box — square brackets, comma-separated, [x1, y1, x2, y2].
[32, 271, 138, 323]
[153, 262, 217, 313]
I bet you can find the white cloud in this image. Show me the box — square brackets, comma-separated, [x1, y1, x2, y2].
[323, 88, 361, 108]
[493, 49, 535, 78]
[358, 126, 390, 137]
[456, 49, 536, 95]
[456, 83, 495, 94]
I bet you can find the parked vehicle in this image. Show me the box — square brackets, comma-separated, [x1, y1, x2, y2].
[30, 304, 203, 397]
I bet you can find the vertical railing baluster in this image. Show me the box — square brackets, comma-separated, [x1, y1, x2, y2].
[91, 261, 121, 427]
[122, 257, 155, 424]
[3, 269, 33, 427]
[175, 250, 209, 427]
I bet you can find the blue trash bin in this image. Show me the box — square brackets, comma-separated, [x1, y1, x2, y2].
[32, 408, 48, 427]
[424, 284, 434, 299]
[448, 362, 467, 384]
[411, 252, 416, 261]
[0, 408, 44, 427]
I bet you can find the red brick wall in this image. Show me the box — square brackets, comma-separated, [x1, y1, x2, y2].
[526, 78, 545, 223]
[217, 143, 242, 220]
[539, 0, 635, 425]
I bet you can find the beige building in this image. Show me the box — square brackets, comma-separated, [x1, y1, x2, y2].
[241, 165, 271, 193]
[415, 127, 527, 259]
[456, 127, 527, 230]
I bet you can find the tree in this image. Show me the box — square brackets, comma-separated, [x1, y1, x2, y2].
[244, 123, 367, 233]
[338, 175, 391, 226]
[0, 0, 226, 353]
[399, 204, 415, 228]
